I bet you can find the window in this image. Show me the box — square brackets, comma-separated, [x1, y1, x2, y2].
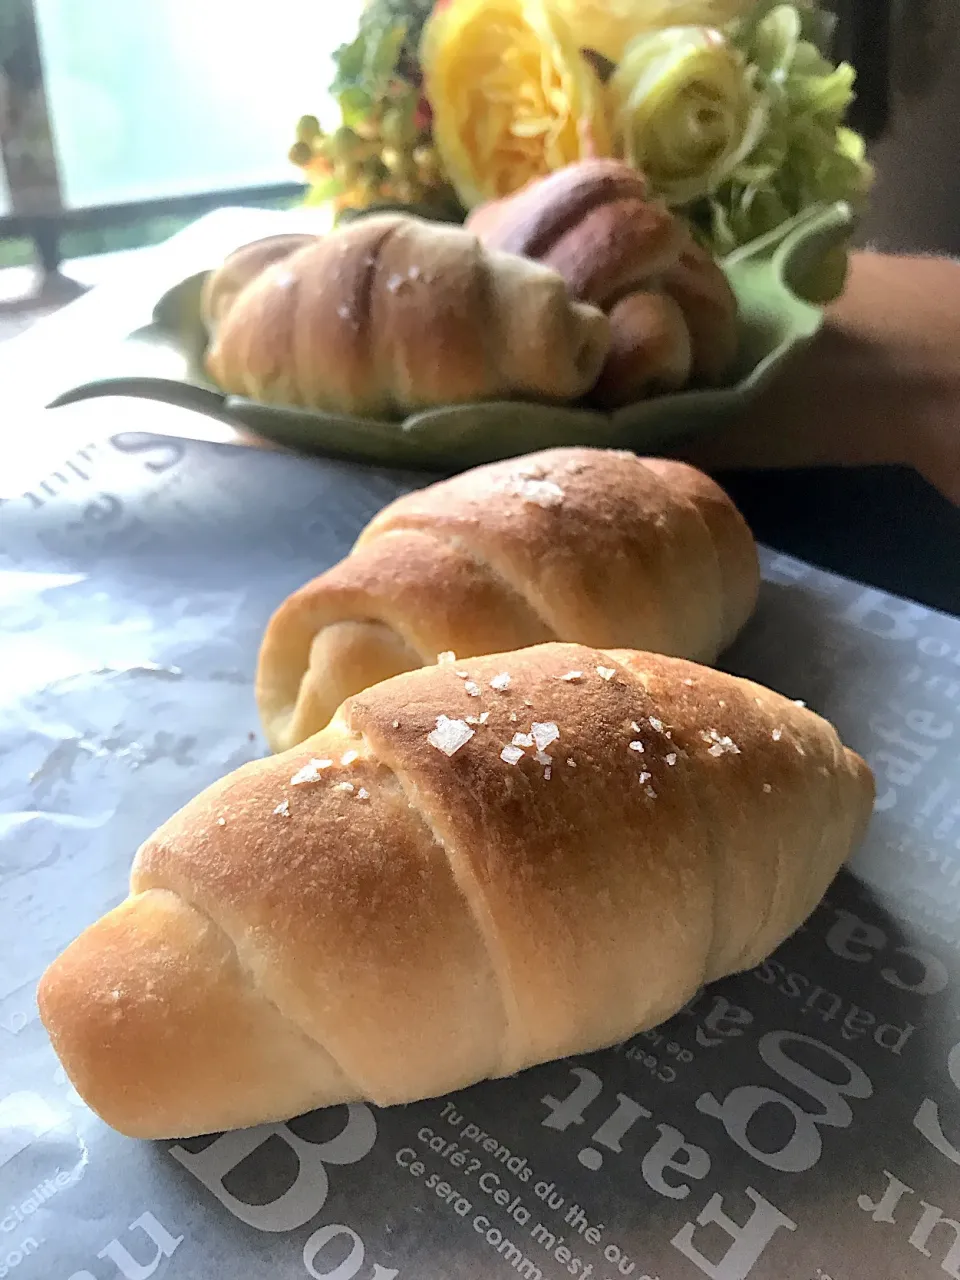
[31, 0, 362, 209]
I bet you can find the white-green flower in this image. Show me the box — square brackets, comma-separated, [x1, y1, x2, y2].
[612, 26, 768, 206]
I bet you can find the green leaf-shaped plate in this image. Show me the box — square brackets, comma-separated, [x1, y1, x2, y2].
[50, 201, 851, 473]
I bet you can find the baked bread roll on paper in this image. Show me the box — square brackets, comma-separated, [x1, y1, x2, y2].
[466, 160, 739, 407]
[256, 448, 760, 753]
[38, 642, 874, 1139]
[203, 213, 610, 418]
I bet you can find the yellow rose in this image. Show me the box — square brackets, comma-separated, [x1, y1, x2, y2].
[552, 0, 760, 63]
[421, 0, 612, 209]
[611, 26, 766, 205]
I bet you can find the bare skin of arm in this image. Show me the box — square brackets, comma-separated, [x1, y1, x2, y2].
[679, 252, 960, 505]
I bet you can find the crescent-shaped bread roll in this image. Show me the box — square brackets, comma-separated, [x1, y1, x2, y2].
[466, 160, 740, 406]
[255, 448, 760, 753]
[38, 642, 874, 1139]
[203, 214, 610, 417]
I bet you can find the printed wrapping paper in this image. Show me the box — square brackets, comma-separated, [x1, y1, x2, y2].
[1, 428, 959, 1280]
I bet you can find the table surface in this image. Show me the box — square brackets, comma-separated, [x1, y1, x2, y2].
[3, 213, 959, 619]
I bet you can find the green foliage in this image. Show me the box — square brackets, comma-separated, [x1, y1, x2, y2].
[689, 2, 872, 257]
[329, 0, 434, 126]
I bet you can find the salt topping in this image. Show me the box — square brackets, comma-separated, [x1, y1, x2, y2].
[638, 771, 651, 783]
[772, 728, 783, 741]
[531, 722, 560, 751]
[455, 669, 469, 678]
[533, 749, 552, 766]
[273, 800, 291, 817]
[560, 671, 583, 682]
[794, 699, 807, 708]
[437, 651, 457, 665]
[629, 741, 645, 753]
[500, 744, 524, 765]
[479, 711, 490, 724]
[336, 303, 354, 322]
[217, 817, 226, 826]
[503, 476, 565, 508]
[683, 678, 694, 686]
[428, 716, 475, 756]
[341, 749, 359, 766]
[762, 783, 772, 794]
[544, 767, 553, 781]
[645, 786, 657, 799]
[509, 712, 518, 722]
[701, 729, 740, 756]
[566, 758, 577, 768]
[649, 717, 664, 732]
[490, 672, 511, 691]
[665, 753, 677, 766]
[630, 721, 641, 733]
[290, 758, 334, 785]
[386, 272, 405, 293]
[391, 719, 400, 728]
[512, 732, 534, 748]
[356, 787, 370, 800]
[336, 781, 355, 793]
[597, 666, 616, 681]
[464, 681, 482, 697]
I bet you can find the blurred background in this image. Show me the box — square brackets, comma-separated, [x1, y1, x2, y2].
[0, 0, 957, 331]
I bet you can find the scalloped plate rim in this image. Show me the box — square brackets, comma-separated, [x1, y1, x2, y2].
[48, 201, 852, 469]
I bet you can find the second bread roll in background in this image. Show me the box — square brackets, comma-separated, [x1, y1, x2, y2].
[256, 448, 760, 753]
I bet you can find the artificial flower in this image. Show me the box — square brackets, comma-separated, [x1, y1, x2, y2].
[421, 0, 612, 208]
[552, 0, 760, 63]
[695, 2, 872, 270]
[612, 26, 767, 205]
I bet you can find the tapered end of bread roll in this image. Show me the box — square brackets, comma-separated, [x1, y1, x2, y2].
[37, 889, 353, 1138]
[638, 457, 760, 651]
[200, 233, 318, 332]
[591, 292, 693, 408]
[259, 618, 423, 756]
[256, 450, 761, 753]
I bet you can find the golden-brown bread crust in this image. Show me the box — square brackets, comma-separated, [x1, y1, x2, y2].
[465, 160, 653, 257]
[203, 213, 610, 418]
[662, 236, 740, 383]
[591, 291, 693, 409]
[200, 233, 318, 330]
[466, 159, 684, 309]
[256, 448, 760, 752]
[38, 642, 874, 1138]
[466, 160, 740, 398]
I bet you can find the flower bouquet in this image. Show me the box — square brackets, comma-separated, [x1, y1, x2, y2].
[91, 0, 871, 475]
[290, 0, 871, 298]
